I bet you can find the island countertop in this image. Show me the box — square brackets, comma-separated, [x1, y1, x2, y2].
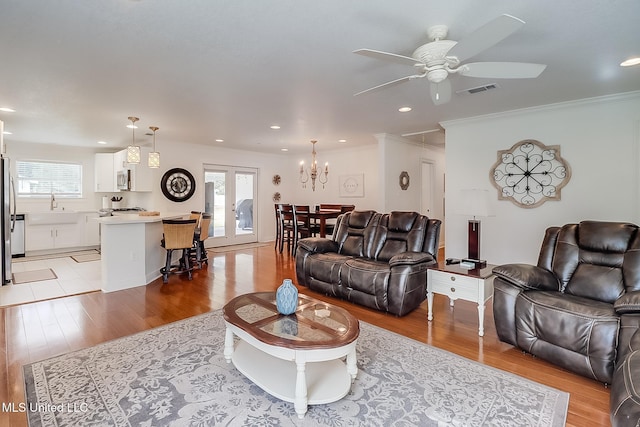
[96, 212, 189, 225]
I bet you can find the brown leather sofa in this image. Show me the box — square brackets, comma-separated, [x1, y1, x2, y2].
[491, 221, 640, 426]
[295, 210, 441, 316]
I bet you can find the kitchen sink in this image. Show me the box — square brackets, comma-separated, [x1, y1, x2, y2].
[28, 211, 80, 225]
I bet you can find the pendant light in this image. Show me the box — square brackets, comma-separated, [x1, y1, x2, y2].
[148, 126, 160, 168]
[126, 116, 141, 164]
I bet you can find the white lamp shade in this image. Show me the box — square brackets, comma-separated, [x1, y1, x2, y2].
[127, 145, 141, 164]
[460, 189, 493, 218]
[148, 151, 160, 168]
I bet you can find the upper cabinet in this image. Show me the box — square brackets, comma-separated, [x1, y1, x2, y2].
[95, 149, 153, 192]
[95, 153, 116, 192]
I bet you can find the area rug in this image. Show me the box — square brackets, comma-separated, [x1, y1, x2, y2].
[71, 253, 101, 263]
[23, 310, 569, 427]
[12, 268, 57, 284]
[209, 242, 270, 253]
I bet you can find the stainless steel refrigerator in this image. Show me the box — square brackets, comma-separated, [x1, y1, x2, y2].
[0, 120, 15, 284]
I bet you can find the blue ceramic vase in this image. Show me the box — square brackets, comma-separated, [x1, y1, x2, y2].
[276, 279, 298, 315]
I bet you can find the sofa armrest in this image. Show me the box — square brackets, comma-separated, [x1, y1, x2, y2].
[492, 264, 559, 291]
[615, 291, 640, 314]
[297, 237, 338, 254]
[389, 251, 435, 267]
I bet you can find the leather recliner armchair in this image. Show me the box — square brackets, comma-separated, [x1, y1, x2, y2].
[295, 210, 441, 316]
[492, 220, 640, 387]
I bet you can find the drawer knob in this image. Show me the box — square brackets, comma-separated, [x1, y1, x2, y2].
[450, 287, 456, 292]
[450, 276, 456, 281]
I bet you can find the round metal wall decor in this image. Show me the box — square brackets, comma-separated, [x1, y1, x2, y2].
[272, 192, 281, 202]
[161, 168, 196, 202]
[272, 174, 281, 185]
[399, 171, 410, 190]
[490, 139, 571, 208]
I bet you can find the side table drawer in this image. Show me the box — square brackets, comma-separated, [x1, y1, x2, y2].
[429, 271, 479, 301]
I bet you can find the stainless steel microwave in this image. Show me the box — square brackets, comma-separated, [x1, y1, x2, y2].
[117, 169, 131, 191]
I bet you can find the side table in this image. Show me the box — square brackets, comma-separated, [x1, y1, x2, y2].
[427, 263, 496, 337]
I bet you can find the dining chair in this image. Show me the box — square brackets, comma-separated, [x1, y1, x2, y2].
[278, 204, 295, 253]
[160, 219, 198, 283]
[292, 205, 315, 256]
[274, 204, 282, 250]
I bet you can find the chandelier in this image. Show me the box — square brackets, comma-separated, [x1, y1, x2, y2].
[126, 116, 140, 164]
[148, 126, 160, 168]
[299, 140, 328, 191]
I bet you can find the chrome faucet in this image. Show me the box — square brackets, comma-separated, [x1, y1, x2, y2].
[50, 193, 56, 210]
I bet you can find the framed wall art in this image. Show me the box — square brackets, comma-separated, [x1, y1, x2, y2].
[490, 139, 571, 208]
[339, 174, 364, 197]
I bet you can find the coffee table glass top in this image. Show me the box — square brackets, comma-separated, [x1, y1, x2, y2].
[223, 292, 359, 349]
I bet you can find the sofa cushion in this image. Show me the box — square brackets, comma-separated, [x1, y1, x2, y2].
[516, 290, 619, 383]
[305, 252, 352, 286]
[335, 211, 380, 258]
[340, 258, 390, 311]
[375, 212, 427, 262]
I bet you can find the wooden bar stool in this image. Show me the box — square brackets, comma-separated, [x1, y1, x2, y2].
[192, 213, 212, 268]
[160, 219, 198, 283]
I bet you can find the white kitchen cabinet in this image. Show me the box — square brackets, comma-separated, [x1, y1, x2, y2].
[95, 153, 117, 192]
[83, 212, 100, 246]
[26, 224, 82, 251]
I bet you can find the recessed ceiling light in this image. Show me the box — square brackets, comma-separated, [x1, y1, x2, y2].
[270, 125, 281, 130]
[215, 139, 224, 142]
[620, 57, 640, 67]
[2, 131, 12, 135]
[0, 107, 16, 113]
[281, 148, 289, 152]
[398, 106, 412, 112]
[338, 139, 347, 143]
[97, 141, 107, 145]
[126, 124, 138, 129]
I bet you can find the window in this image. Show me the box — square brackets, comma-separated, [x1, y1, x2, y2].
[16, 160, 83, 198]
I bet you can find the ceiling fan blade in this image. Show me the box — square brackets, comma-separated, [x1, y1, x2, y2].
[354, 74, 423, 96]
[446, 14, 525, 62]
[430, 79, 451, 105]
[460, 62, 547, 79]
[353, 49, 423, 67]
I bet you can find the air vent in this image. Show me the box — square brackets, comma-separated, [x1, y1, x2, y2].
[456, 83, 500, 95]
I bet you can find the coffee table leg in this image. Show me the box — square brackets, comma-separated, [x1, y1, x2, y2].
[294, 360, 308, 418]
[427, 291, 434, 321]
[477, 304, 485, 337]
[346, 348, 358, 382]
[224, 327, 234, 363]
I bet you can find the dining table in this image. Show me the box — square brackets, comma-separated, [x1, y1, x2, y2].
[308, 209, 342, 237]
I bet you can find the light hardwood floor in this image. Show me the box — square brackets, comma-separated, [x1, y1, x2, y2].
[0, 245, 611, 427]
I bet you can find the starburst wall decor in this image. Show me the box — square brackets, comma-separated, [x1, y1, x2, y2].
[490, 139, 571, 208]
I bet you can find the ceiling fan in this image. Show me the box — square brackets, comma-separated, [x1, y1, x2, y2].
[353, 14, 546, 105]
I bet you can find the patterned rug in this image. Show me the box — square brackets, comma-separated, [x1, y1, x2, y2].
[23, 310, 568, 426]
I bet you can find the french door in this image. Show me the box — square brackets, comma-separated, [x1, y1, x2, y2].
[204, 165, 257, 246]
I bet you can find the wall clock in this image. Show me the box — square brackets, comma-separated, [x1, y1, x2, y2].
[161, 168, 196, 202]
[490, 139, 571, 208]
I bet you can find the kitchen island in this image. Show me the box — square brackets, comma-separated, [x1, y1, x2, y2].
[95, 212, 189, 292]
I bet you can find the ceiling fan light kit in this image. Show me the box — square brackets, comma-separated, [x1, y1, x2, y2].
[353, 14, 547, 105]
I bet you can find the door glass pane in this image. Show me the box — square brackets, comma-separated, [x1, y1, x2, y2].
[235, 173, 254, 236]
[204, 171, 225, 237]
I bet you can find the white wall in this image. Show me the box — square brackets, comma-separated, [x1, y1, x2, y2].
[442, 91, 640, 265]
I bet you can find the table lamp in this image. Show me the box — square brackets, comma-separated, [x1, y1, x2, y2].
[460, 189, 493, 266]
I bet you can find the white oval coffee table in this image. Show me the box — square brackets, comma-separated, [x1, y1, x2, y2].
[223, 292, 359, 418]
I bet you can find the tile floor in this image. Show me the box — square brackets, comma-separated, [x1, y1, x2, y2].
[0, 255, 101, 307]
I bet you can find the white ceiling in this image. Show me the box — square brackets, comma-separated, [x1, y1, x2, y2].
[0, 0, 638, 154]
